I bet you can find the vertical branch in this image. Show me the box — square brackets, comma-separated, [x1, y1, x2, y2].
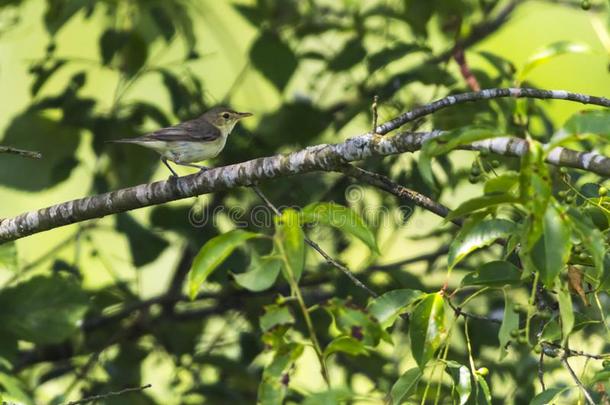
[561, 354, 595, 405]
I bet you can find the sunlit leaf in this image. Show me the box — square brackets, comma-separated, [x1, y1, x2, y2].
[448, 219, 516, 270]
[367, 289, 424, 328]
[557, 286, 574, 344]
[444, 360, 471, 405]
[302, 388, 353, 405]
[447, 194, 519, 220]
[474, 374, 492, 404]
[275, 209, 305, 281]
[519, 41, 591, 82]
[484, 172, 519, 195]
[260, 304, 295, 332]
[188, 230, 261, 299]
[498, 290, 519, 360]
[301, 202, 379, 253]
[390, 367, 422, 405]
[409, 292, 446, 368]
[323, 298, 384, 346]
[323, 336, 369, 358]
[232, 255, 282, 292]
[540, 203, 572, 288]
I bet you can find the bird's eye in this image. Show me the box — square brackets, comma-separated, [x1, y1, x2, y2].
[222, 113, 230, 119]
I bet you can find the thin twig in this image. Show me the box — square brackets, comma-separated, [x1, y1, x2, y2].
[371, 95, 379, 134]
[374, 88, 610, 135]
[64, 384, 152, 405]
[251, 184, 379, 298]
[538, 350, 546, 391]
[446, 297, 502, 325]
[337, 165, 462, 226]
[561, 354, 595, 405]
[544, 341, 610, 360]
[0, 146, 42, 159]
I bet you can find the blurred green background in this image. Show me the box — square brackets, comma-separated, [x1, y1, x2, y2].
[1, 0, 610, 403]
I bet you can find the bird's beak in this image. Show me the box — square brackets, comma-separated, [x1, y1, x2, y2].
[236, 112, 253, 119]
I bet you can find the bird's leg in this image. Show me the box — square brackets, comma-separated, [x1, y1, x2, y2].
[161, 157, 179, 178]
[173, 161, 210, 172]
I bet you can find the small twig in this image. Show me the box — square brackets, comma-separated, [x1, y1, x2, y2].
[64, 384, 152, 405]
[544, 341, 610, 360]
[561, 354, 595, 405]
[251, 184, 379, 298]
[371, 95, 379, 134]
[337, 165, 462, 226]
[538, 350, 546, 391]
[0, 146, 42, 159]
[446, 297, 502, 324]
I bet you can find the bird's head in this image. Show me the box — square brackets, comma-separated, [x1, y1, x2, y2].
[203, 107, 252, 134]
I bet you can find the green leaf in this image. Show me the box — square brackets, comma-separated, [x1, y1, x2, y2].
[367, 289, 424, 328]
[498, 290, 519, 360]
[448, 219, 516, 270]
[323, 336, 369, 358]
[529, 387, 568, 405]
[568, 208, 605, 280]
[475, 374, 492, 404]
[484, 172, 520, 195]
[260, 304, 295, 332]
[302, 388, 353, 405]
[275, 209, 305, 281]
[323, 298, 384, 346]
[390, 367, 422, 405]
[188, 230, 261, 299]
[447, 194, 520, 221]
[0, 275, 88, 344]
[461, 261, 522, 287]
[301, 202, 379, 253]
[540, 203, 572, 287]
[418, 126, 501, 188]
[232, 256, 282, 292]
[0, 242, 17, 272]
[558, 110, 610, 145]
[410, 292, 446, 368]
[557, 286, 574, 344]
[258, 342, 304, 405]
[250, 30, 297, 91]
[519, 41, 591, 82]
[328, 37, 366, 71]
[444, 360, 471, 405]
[367, 42, 429, 73]
[0, 372, 33, 405]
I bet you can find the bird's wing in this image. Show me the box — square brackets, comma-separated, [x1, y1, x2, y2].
[143, 119, 222, 142]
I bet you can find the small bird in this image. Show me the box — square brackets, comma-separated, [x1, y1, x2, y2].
[110, 107, 252, 177]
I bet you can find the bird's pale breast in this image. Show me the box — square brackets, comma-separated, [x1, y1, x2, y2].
[141, 135, 228, 163]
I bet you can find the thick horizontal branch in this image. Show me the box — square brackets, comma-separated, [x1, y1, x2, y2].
[3, 87, 610, 243]
[2, 131, 610, 243]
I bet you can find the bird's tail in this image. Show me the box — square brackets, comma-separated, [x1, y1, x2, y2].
[106, 138, 145, 144]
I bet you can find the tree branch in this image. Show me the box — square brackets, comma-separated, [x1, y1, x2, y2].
[64, 384, 152, 405]
[2, 88, 610, 243]
[0, 145, 42, 159]
[251, 184, 379, 297]
[374, 88, 610, 134]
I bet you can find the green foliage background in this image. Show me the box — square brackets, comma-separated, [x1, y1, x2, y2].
[1, 0, 610, 404]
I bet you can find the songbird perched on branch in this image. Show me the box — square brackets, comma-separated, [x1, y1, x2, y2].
[110, 107, 252, 177]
